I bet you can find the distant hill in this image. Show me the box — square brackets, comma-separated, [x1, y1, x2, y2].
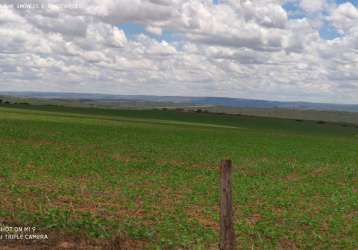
[1, 91, 358, 113]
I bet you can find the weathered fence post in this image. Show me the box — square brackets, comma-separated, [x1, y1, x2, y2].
[219, 159, 235, 250]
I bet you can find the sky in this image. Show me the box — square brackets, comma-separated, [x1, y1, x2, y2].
[0, 0, 357, 104]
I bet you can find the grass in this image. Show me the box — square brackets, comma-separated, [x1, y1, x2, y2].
[0, 104, 357, 249]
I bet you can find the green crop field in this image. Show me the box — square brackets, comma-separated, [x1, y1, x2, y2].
[0, 104, 357, 249]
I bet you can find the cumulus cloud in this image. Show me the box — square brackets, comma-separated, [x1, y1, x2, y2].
[329, 2, 358, 34]
[0, 0, 357, 103]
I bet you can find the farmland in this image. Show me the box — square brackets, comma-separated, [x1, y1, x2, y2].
[0, 104, 357, 249]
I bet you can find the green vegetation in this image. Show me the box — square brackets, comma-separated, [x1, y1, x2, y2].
[0, 104, 357, 249]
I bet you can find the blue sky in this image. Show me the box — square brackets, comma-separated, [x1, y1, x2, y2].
[118, 22, 175, 42]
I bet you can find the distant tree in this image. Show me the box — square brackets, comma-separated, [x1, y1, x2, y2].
[4, 101, 10, 104]
[0, 99, 2, 103]
[317, 121, 326, 125]
[195, 109, 202, 113]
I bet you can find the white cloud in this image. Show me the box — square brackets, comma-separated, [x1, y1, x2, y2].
[299, 0, 326, 13]
[0, 0, 357, 103]
[145, 25, 162, 36]
[329, 2, 358, 34]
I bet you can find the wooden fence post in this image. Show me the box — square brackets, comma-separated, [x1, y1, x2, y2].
[219, 159, 235, 250]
